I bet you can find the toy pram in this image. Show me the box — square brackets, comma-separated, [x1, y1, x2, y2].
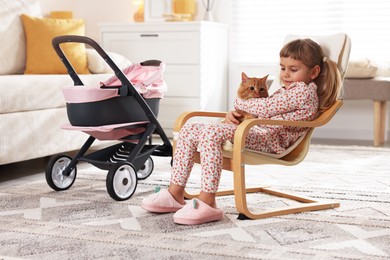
[45, 35, 172, 201]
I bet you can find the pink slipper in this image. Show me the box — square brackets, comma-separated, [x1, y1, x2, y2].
[141, 189, 184, 213]
[173, 199, 224, 225]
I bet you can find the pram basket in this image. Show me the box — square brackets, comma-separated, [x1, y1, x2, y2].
[45, 35, 172, 201]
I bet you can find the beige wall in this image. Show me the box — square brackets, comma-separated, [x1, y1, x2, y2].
[38, 0, 231, 42]
[38, 0, 135, 41]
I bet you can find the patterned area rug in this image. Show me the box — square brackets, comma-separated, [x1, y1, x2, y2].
[0, 144, 389, 259]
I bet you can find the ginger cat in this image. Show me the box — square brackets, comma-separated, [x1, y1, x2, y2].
[236, 72, 269, 121]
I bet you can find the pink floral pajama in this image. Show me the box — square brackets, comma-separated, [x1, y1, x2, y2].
[171, 122, 270, 193]
[171, 82, 319, 194]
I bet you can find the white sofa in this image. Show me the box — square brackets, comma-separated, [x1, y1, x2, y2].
[0, 74, 117, 165]
[0, 1, 130, 165]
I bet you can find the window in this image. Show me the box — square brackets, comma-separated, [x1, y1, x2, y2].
[231, 0, 390, 64]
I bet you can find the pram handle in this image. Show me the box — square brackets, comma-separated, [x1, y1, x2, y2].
[52, 35, 132, 96]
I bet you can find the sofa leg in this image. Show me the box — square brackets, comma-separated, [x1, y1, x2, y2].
[374, 101, 386, 147]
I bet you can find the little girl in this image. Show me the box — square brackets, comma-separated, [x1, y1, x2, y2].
[142, 38, 341, 225]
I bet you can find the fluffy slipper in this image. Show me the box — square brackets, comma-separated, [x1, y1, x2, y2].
[173, 199, 224, 225]
[141, 189, 184, 213]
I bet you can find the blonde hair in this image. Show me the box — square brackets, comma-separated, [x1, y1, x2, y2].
[279, 38, 342, 112]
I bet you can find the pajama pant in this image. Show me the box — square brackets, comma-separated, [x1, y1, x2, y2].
[171, 122, 272, 193]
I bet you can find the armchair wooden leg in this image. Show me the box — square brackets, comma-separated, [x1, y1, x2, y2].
[234, 184, 340, 220]
[186, 185, 340, 220]
[232, 163, 340, 220]
[183, 149, 340, 220]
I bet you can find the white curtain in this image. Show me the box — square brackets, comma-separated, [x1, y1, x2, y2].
[231, 0, 390, 64]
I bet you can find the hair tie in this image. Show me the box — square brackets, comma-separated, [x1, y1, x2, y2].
[323, 56, 328, 62]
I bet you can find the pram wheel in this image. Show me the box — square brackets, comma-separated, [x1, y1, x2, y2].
[106, 162, 137, 201]
[137, 157, 154, 180]
[46, 155, 77, 191]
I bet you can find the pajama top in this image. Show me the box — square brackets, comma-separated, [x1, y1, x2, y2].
[234, 81, 319, 154]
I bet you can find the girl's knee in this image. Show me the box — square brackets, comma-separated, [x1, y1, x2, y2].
[178, 122, 201, 141]
[199, 123, 234, 142]
[180, 122, 204, 135]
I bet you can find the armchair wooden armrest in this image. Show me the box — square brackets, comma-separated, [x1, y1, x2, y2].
[173, 111, 227, 133]
[236, 99, 343, 131]
[174, 100, 342, 138]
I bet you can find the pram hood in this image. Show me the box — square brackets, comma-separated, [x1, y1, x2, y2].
[63, 62, 167, 103]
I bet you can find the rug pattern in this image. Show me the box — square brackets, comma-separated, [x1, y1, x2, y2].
[0, 145, 389, 259]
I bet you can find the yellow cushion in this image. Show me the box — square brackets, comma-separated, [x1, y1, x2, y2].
[49, 11, 73, 19]
[21, 14, 89, 74]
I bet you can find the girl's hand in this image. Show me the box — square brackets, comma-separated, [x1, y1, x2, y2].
[224, 110, 242, 125]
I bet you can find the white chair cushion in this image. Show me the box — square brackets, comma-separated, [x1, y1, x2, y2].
[222, 132, 306, 159]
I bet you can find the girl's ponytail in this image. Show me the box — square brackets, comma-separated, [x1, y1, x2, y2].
[315, 58, 341, 112]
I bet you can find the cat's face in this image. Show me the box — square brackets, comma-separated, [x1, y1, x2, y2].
[238, 73, 269, 100]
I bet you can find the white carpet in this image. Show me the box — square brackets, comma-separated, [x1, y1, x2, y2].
[0, 144, 389, 259]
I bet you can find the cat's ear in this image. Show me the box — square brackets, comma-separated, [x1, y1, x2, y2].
[263, 74, 270, 89]
[241, 72, 249, 82]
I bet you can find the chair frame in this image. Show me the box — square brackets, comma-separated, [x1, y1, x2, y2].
[173, 100, 343, 220]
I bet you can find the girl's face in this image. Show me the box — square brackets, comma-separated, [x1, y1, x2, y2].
[279, 57, 320, 87]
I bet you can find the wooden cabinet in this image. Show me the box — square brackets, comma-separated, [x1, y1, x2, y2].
[99, 22, 228, 136]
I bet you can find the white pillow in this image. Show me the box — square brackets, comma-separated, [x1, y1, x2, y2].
[345, 59, 378, 79]
[0, 0, 41, 75]
[86, 49, 132, 74]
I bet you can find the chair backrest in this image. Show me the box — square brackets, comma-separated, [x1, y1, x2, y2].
[269, 33, 352, 95]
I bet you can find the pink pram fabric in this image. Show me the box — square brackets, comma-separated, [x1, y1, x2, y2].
[103, 62, 167, 99]
[62, 62, 167, 103]
[62, 121, 149, 140]
[62, 85, 118, 104]
[61, 62, 166, 141]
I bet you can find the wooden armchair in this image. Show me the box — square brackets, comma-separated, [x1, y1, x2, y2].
[172, 33, 351, 220]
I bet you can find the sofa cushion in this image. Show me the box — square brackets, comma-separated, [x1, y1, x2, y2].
[21, 14, 89, 74]
[345, 59, 378, 79]
[0, 0, 41, 75]
[0, 74, 110, 114]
